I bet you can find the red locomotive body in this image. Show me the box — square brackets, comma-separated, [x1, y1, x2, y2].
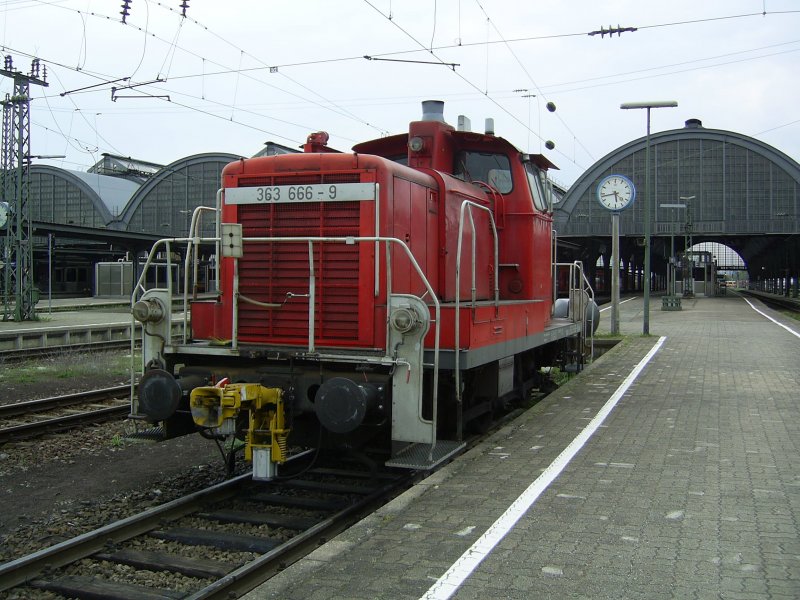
[131, 101, 594, 476]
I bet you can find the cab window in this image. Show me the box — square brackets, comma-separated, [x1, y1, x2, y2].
[454, 151, 512, 194]
[525, 161, 548, 212]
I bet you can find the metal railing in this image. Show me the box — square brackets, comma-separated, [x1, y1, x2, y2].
[555, 260, 595, 359]
[133, 227, 444, 451]
[182, 203, 219, 343]
[453, 200, 500, 424]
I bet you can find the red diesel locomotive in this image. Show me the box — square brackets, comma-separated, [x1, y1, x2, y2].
[131, 100, 595, 478]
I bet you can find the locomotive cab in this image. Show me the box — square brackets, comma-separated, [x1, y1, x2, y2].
[130, 100, 596, 479]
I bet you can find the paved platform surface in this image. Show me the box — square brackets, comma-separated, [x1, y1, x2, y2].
[243, 292, 800, 599]
[0, 297, 131, 331]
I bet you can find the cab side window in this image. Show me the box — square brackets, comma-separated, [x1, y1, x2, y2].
[525, 161, 548, 212]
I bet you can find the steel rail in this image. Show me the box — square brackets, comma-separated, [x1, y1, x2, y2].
[0, 339, 134, 363]
[0, 462, 413, 599]
[0, 385, 129, 418]
[0, 473, 252, 591]
[0, 375, 545, 597]
[0, 405, 130, 443]
[186, 471, 414, 600]
[0, 385, 131, 443]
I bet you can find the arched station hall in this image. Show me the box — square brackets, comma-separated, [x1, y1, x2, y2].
[7, 143, 295, 298]
[553, 119, 800, 297]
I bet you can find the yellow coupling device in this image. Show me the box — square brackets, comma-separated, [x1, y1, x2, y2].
[190, 383, 289, 468]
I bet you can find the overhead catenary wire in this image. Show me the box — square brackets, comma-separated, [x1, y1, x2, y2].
[543, 45, 800, 96]
[2, 1, 390, 138]
[362, 0, 585, 170]
[45, 67, 124, 157]
[472, 0, 594, 162]
[151, 9, 800, 75]
[0, 39, 366, 153]
[37, 3, 792, 118]
[138, 0, 389, 135]
[540, 38, 800, 92]
[3, 3, 797, 173]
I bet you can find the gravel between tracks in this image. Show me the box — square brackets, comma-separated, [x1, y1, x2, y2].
[0, 358, 233, 568]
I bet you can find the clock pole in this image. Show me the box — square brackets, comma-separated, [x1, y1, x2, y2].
[611, 211, 620, 335]
[596, 174, 635, 334]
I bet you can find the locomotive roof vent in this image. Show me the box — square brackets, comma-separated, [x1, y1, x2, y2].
[685, 118, 703, 128]
[421, 99, 446, 123]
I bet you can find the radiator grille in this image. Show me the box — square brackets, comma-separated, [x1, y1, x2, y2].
[237, 172, 361, 187]
[235, 173, 365, 345]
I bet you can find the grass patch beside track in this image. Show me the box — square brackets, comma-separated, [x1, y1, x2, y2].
[0, 349, 139, 402]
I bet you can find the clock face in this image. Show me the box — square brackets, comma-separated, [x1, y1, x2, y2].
[596, 175, 635, 211]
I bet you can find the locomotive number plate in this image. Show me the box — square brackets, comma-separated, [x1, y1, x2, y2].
[226, 183, 376, 204]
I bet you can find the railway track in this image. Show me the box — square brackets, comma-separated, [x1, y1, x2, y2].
[737, 289, 800, 315]
[0, 385, 132, 443]
[0, 339, 135, 363]
[0, 454, 413, 599]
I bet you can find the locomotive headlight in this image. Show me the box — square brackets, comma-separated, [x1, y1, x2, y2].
[132, 297, 166, 323]
[408, 136, 425, 153]
[390, 306, 420, 334]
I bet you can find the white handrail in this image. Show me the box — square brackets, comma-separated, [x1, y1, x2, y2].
[454, 200, 499, 432]
[554, 260, 596, 362]
[182, 205, 218, 343]
[232, 234, 442, 451]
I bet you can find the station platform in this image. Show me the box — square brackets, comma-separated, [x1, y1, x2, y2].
[243, 293, 800, 600]
[0, 298, 134, 352]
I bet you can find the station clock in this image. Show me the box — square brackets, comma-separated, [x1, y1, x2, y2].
[596, 174, 636, 211]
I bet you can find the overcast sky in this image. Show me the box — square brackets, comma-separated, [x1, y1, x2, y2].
[2, 0, 798, 186]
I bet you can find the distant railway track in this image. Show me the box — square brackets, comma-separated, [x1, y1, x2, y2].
[0, 385, 131, 443]
[0, 339, 135, 363]
[737, 289, 800, 315]
[0, 455, 414, 599]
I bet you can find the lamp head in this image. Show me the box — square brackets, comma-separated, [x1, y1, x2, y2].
[620, 101, 678, 109]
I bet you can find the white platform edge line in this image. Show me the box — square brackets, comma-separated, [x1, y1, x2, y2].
[742, 296, 800, 339]
[599, 296, 636, 312]
[420, 335, 668, 600]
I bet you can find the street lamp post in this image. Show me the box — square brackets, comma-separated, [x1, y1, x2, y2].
[678, 195, 695, 296]
[661, 197, 693, 301]
[682, 195, 695, 298]
[620, 100, 678, 335]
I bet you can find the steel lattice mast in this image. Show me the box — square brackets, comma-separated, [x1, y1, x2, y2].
[1, 56, 47, 321]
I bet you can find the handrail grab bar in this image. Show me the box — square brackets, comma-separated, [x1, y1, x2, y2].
[454, 200, 499, 440]
[182, 204, 219, 344]
[232, 234, 442, 453]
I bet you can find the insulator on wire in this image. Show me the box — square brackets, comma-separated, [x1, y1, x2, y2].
[180, 0, 189, 17]
[121, 0, 131, 23]
[588, 24, 638, 38]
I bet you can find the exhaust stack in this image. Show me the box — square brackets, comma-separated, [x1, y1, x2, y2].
[421, 100, 446, 123]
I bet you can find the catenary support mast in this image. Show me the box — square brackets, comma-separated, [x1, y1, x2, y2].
[1, 56, 48, 321]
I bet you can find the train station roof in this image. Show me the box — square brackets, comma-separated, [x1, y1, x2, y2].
[554, 119, 800, 237]
[552, 119, 800, 280]
[87, 153, 163, 183]
[29, 165, 141, 227]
